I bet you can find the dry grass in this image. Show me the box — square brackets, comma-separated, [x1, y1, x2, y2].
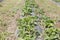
[0, 0, 23, 40]
[0, 0, 21, 32]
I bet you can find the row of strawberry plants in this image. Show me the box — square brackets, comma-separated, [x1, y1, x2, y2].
[17, 0, 41, 40]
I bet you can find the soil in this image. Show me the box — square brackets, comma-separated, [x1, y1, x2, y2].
[6, 0, 25, 40]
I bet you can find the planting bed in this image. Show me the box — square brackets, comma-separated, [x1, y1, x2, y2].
[17, 0, 60, 40]
[17, 0, 44, 40]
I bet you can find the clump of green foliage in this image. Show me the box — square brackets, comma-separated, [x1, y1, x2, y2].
[18, 16, 40, 40]
[42, 15, 60, 40]
[0, 32, 8, 40]
[44, 27, 60, 40]
[22, 0, 38, 16]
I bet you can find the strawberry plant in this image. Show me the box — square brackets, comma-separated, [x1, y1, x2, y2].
[22, 0, 38, 16]
[42, 13, 60, 40]
[44, 27, 60, 40]
[17, 16, 40, 40]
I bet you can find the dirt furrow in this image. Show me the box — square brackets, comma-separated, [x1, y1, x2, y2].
[6, 0, 25, 40]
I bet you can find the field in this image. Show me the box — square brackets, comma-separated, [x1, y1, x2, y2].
[0, 0, 60, 40]
[35, 0, 60, 28]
